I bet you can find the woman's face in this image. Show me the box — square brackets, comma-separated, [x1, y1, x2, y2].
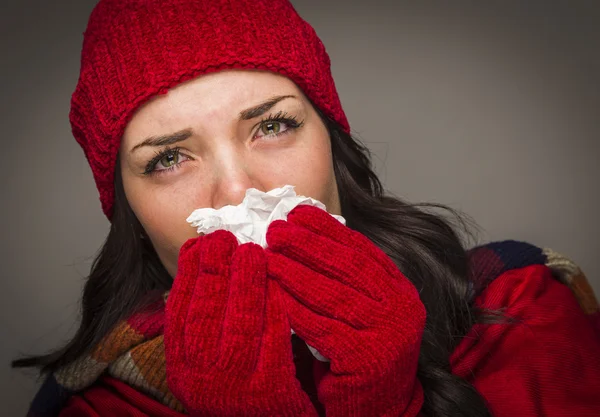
[120, 70, 341, 276]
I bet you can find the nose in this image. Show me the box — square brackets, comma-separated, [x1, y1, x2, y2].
[211, 145, 258, 209]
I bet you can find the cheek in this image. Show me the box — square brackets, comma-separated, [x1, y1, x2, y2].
[120, 127, 340, 274]
[256, 136, 339, 211]
[124, 177, 206, 271]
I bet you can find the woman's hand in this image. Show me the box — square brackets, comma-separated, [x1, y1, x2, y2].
[266, 205, 426, 417]
[164, 230, 318, 417]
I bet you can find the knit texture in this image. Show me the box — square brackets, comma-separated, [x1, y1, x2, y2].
[265, 205, 426, 417]
[26, 239, 599, 417]
[71, 0, 350, 220]
[164, 230, 318, 416]
[450, 262, 600, 416]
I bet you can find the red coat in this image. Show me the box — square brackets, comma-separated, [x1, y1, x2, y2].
[59, 264, 600, 416]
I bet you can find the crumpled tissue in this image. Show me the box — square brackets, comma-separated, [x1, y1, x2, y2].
[186, 185, 345, 362]
[186, 185, 345, 247]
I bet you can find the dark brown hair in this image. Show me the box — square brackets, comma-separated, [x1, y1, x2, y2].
[14, 108, 492, 416]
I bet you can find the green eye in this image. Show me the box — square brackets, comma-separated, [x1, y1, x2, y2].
[261, 121, 281, 135]
[160, 151, 179, 168]
[143, 146, 189, 176]
[254, 112, 305, 140]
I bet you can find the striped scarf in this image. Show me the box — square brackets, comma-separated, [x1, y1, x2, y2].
[26, 240, 600, 416]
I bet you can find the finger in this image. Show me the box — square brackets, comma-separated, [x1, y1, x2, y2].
[256, 279, 296, 372]
[218, 243, 267, 372]
[184, 230, 238, 367]
[267, 251, 380, 330]
[276, 285, 374, 375]
[165, 237, 203, 362]
[260, 284, 317, 413]
[280, 206, 412, 297]
[286, 205, 352, 246]
[197, 230, 239, 274]
[267, 220, 385, 301]
[286, 205, 404, 284]
[286, 205, 348, 241]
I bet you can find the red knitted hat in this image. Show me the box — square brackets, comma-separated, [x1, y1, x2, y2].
[71, 0, 350, 220]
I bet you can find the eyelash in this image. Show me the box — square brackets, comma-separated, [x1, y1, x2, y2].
[142, 112, 305, 176]
[143, 145, 183, 176]
[256, 111, 304, 138]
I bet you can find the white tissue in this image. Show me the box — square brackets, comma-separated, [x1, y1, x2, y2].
[186, 185, 345, 247]
[186, 185, 345, 362]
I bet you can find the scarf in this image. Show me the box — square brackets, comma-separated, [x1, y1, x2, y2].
[26, 240, 599, 416]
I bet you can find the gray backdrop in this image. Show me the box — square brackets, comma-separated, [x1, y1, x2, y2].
[2, 1, 599, 415]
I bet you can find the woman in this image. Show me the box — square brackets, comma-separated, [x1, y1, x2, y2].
[14, 0, 600, 416]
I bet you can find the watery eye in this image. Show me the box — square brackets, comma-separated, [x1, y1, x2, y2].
[158, 151, 180, 169]
[259, 121, 284, 136]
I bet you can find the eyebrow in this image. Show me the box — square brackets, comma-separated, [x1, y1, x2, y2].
[130, 129, 194, 154]
[239, 94, 296, 120]
[130, 94, 297, 154]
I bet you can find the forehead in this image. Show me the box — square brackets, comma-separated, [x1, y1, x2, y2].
[124, 70, 302, 136]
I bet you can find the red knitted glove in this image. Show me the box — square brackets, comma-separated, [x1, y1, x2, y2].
[266, 205, 426, 417]
[164, 230, 318, 417]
